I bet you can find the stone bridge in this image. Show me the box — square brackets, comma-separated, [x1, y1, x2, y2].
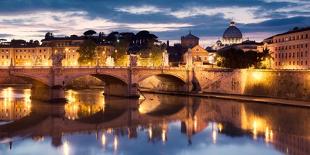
[0, 66, 233, 102]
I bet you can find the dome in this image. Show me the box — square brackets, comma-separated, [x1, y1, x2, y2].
[222, 21, 242, 39]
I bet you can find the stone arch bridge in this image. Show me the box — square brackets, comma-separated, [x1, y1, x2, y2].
[0, 66, 234, 101]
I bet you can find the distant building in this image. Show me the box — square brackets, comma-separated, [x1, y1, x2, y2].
[234, 40, 264, 52]
[183, 45, 210, 66]
[264, 27, 310, 69]
[222, 21, 243, 45]
[207, 21, 245, 52]
[181, 32, 199, 48]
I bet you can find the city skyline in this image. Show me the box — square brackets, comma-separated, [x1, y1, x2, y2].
[0, 0, 309, 46]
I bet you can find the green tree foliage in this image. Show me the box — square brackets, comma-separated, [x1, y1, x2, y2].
[217, 47, 271, 69]
[77, 40, 97, 65]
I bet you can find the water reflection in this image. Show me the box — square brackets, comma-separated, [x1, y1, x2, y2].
[0, 87, 309, 155]
[64, 89, 105, 120]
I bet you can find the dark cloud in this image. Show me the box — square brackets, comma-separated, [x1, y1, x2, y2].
[0, 0, 309, 45]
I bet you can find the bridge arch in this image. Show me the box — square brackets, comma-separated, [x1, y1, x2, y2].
[10, 72, 51, 87]
[64, 73, 128, 86]
[137, 73, 188, 92]
[64, 73, 133, 97]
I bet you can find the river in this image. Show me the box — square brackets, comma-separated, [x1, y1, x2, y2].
[0, 87, 309, 155]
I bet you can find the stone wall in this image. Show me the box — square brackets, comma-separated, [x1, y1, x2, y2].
[202, 69, 310, 100]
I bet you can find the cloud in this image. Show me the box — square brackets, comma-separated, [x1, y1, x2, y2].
[0, 10, 192, 41]
[115, 5, 167, 15]
[262, 0, 309, 3]
[168, 6, 269, 24]
[115, 5, 269, 24]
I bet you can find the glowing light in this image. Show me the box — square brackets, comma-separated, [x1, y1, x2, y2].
[212, 123, 217, 144]
[208, 53, 216, 64]
[148, 126, 153, 139]
[66, 90, 76, 103]
[212, 129, 217, 144]
[24, 89, 32, 111]
[113, 136, 118, 151]
[253, 120, 258, 140]
[252, 71, 264, 81]
[101, 134, 106, 146]
[217, 123, 223, 132]
[2, 87, 13, 101]
[63, 141, 70, 155]
[25, 62, 32, 66]
[194, 116, 198, 131]
[162, 129, 167, 143]
[106, 56, 115, 66]
[265, 127, 273, 143]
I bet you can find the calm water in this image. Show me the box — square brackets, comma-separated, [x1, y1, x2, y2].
[0, 87, 309, 155]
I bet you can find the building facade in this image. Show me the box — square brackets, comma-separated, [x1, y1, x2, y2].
[0, 33, 115, 67]
[265, 27, 310, 69]
[183, 45, 210, 67]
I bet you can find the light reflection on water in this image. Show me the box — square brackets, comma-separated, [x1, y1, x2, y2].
[0, 87, 309, 155]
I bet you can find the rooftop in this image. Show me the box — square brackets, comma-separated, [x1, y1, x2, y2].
[272, 26, 310, 38]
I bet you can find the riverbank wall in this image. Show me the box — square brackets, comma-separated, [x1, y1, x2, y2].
[140, 69, 310, 101]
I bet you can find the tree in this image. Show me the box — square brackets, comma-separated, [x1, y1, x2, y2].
[217, 47, 273, 69]
[217, 47, 246, 68]
[83, 30, 97, 37]
[77, 40, 97, 65]
[257, 48, 273, 69]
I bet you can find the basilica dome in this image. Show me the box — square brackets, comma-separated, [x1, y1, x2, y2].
[222, 21, 243, 45]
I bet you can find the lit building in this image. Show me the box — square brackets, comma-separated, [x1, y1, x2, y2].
[264, 27, 310, 69]
[222, 21, 243, 45]
[0, 44, 52, 66]
[181, 31, 199, 48]
[0, 32, 115, 67]
[183, 45, 210, 66]
[219, 40, 264, 53]
[235, 40, 264, 52]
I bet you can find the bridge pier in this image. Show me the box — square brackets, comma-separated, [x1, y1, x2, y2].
[103, 83, 140, 98]
[31, 84, 66, 103]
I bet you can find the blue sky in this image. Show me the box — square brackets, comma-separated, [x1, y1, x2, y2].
[0, 0, 309, 46]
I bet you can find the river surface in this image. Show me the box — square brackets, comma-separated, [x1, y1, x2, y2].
[0, 87, 309, 155]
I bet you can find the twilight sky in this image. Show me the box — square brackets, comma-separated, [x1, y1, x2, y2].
[0, 0, 309, 46]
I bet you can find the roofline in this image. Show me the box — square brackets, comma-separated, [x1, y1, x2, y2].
[268, 26, 310, 39]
